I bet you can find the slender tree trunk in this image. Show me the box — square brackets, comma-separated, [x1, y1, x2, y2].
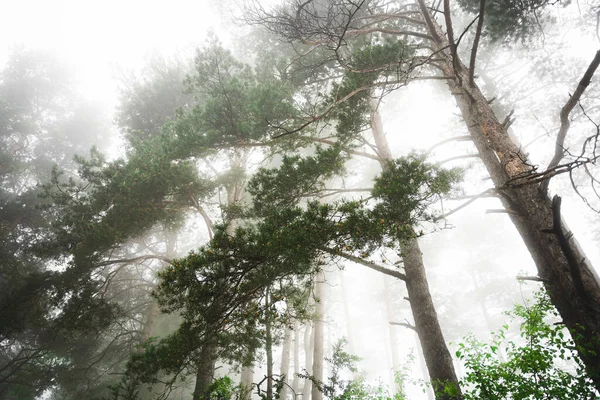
[193, 339, 218, 400]
[240, 366, 254, 400]
[302, 323, 314, 400]
[138, 302, 159, 348]
[383, 275, 401, 393]
[311, 272, 326, 400]
[340, 270, 360, 380]
[417, 1, 600, 386]
[280, 327, 293, 400]
[293, 321, 301, 396]
[370, 98, 462, 399]
[266, 289, 274, 400]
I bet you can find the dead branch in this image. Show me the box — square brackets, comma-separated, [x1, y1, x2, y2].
[437, 188, 495, 219]
[469, 0, 486, 87]
[426, 135, 472, 154]
[390, 320, 416, 331]
[516, 275, 548, 283]
[541, 49, 600, 193]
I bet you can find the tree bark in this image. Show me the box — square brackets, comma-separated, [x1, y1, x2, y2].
[302, 323, 314, 400]
[340, 270, 360, 380]
[192, 339, 218, 400]
[383, 275, 401, 394]
[240, 366, 254, 400]
[311, 272, 326, 400]
[370, 98, 462, 399]
[293, 321, 301, 397]
[280, 327, 293, 400]
[417, 0, 600, 387]
[266, 289, 274, 400]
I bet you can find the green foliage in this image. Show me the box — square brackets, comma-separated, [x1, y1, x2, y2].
[457, 0, 570, 43]
[329, 40, 413, 141]
[456, 290, 598, 399]
[206, 376, 236, 400]
[303, 338, 410, 400]
[248, 146, 347, 213]
[372, 154, 462, 225]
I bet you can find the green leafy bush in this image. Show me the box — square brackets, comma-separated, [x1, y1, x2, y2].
[456, 291, 598, 399]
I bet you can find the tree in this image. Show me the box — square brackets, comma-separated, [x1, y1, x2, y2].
[0, 48, 113, 399]
[247, 0, 600, 389]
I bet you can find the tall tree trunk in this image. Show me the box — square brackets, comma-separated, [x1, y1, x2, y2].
[138, 302, 159, 348]
[293, 321, 301, 396]
[280, 327, 293, 400]
[311, 272, 326, 400]
[240, 366, 254, 400]
[417, 0, 600, 386]
[266, 288, 274, 400]
[415, 331, 436, 400]
[340, 270, 360, 380]
[302, 323, 314, 400]
[193, 339, 218, 400]
[383, 275, 401, 393]
[370, 98, 462, 399]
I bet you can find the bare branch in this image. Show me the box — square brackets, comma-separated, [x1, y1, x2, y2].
[469, 0, 486, 87]
[320, 247, 406, 280]
[541, 49, 600, 193]
[94, 255, 174, 269]
[390, 320, 416, 331]
[437, 188, 495, 219]
[517, 275, 548, 283]
[426, 135, 472, 154]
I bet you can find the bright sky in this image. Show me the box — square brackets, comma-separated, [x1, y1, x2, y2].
[0, 0, 228, 107]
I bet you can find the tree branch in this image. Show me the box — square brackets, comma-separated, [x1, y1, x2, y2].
[541, 49, 600, 193]
[94, 255, 174, 268]
[426, 135, 472, 154]
[469, 0, 486, 87]
[320, 247, 406, 281]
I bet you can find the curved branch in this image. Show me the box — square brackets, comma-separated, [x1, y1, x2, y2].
[541, 49, 600, 193]
[469, 0, 486, 87]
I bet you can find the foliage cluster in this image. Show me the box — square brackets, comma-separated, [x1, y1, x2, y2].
[456, 290, 598, 399]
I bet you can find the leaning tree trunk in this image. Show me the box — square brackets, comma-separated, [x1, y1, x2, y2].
[311, 271, 326, 400]
[370, 99, 462, 399]
[416, 0, 600, 387]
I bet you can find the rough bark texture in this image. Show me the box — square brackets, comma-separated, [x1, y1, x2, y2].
[401, 239, 461, 398]
[370, 99, 462, 399]
[192, 340, 218, 400]
[417, 0, 600, 386]
[311, 273, 326, 400]
[280, 327, 292, 400]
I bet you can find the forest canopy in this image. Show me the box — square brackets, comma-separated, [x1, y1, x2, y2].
[1, 1, 600, 400]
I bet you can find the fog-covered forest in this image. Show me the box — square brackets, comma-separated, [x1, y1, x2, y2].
[2, 1, 600, 399]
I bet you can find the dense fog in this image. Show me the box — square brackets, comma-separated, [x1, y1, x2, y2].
[1, 1, 600, 399]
